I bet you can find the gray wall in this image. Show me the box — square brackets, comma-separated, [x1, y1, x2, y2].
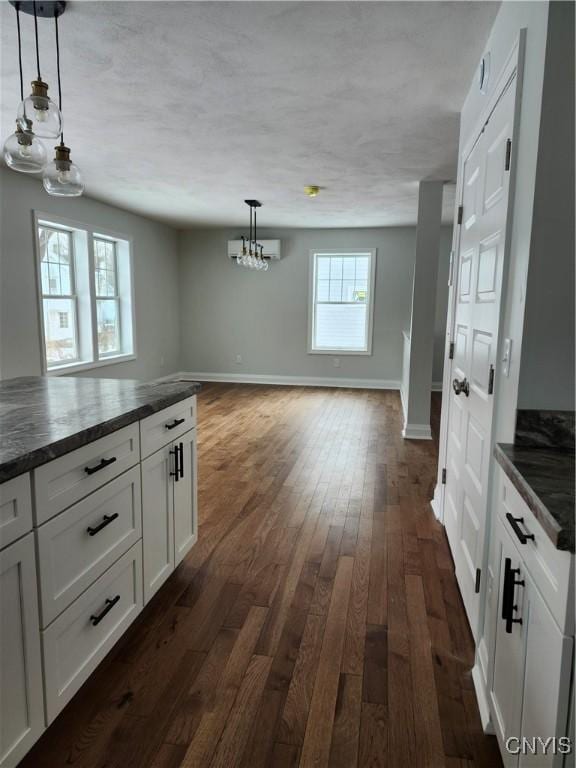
[0, 169, 181, 380]
[517, 0, 575, 411]
[178, 226, 451, 384]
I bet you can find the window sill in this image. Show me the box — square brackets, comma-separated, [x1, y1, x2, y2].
[46, 354, 137, 376]
[307, 348, 372, 356]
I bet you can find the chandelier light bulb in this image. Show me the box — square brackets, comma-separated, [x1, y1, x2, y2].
[17, 79, 63, 139]
[43, 143, 84, 197]
[3, 121, 47, 173]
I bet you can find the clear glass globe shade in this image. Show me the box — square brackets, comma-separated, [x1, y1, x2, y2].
[17, 84, 62, 139]
[262, 259, 269, 272]
[43, 159, 84, 197]
[3, 127, 47, 173]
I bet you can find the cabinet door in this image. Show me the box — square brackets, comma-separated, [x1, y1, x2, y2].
[519, 574, 573, 768]
[173, 429, 198, 567]
[141, 444, 175, 603]
[0, 534, 44, 768]
[490, 518, 526, 768]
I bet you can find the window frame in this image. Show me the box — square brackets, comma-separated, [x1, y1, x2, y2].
[33, 211, 137, 376]
[307, 248, 377, 355]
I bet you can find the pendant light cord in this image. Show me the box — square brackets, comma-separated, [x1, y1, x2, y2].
[33, 1, 41, 80]
[55, 13, 64, 145]
[16, 4, 23, 101]
[254, 207, 257, 252]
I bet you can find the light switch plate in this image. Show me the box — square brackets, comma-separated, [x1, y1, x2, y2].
[502, 338, 512, 377]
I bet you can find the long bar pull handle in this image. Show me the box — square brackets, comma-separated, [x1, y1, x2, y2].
[170, 446, 179, 482]
[178, 442, 184, 479]
[506, 513, 535, 545]
[85, 456, 117, 475]
[165, 418, 185, 431]
[90, 595, 120, 626]
[87, 513, 119, 536]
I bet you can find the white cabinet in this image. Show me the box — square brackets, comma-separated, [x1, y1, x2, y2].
[0, 534, 44, 768]
[142, 428, 197, 603]
[488, 468, 574, 767]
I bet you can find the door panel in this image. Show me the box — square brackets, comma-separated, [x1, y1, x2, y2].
[443, 76, 517, 637]
[141, 444, 174, 603]
[173, 429, 198, 567]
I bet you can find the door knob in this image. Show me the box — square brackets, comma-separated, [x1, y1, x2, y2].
[452, 377, 470, 397]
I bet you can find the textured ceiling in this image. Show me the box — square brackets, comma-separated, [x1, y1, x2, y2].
[0, 1, 499, 229]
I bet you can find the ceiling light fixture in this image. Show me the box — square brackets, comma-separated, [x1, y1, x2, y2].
[43, 9, 83, 196]
[304, 185, 321, 197]
[234, 201, 269, 271]
[16, 1, 63, 139]
[3, 3, 47, 173]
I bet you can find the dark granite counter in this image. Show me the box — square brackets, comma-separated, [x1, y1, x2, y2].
[494, 443, 575, 553]
[0, 376, 201, 483]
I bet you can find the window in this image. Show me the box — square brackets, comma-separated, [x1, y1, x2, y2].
[39, 226, 78, 366]
[309, 249, 376, 354]
[94, 238, 121, 356]
[35, 214, 135, 374]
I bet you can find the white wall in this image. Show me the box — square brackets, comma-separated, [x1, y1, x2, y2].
[517, 0, 575, 411]
[178, 226, 451, 385]
[0, 169, 181, 381]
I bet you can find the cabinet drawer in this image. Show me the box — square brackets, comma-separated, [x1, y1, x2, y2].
[140, 396, 196, 459]
[34, 424, 140, 525]
[37, 466, 142, 627]
[497, 469, 574, 634]
[0, 473, 33, 551]
[42, 541, 142, 723]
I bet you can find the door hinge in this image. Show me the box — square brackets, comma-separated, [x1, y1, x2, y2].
[505, 138, 512, 171]
[457, 205, 463, 225]
[449, 341, 455, 360]
[475, 568, 481, 594]
[441, 468, 447, 485]
[488, 364, 495, 395]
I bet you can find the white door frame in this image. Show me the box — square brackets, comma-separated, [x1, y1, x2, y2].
[432, 31, 527, 534]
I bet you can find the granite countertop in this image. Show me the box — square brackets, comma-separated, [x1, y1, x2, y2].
[0, 376, 201, 483]
[494, 442, 575, 553]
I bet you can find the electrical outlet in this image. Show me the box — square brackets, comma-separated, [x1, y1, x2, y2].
[235, 354, 243, 365]
[333, 358, 340, 368]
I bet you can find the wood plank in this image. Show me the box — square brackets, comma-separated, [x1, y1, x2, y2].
[328, 674, 363, 768]
[405, 574, 446, 768]
[358, 702, 388, 768]
[300, 555, 354, 768]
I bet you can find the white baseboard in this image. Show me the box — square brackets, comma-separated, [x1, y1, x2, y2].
[174, 371, 402, 391]
[402, 422, 432, 440]
[472, 661, 493, 733]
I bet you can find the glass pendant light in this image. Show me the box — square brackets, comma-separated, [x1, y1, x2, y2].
[43, 12, 83, 197]
[3, 120, 47, 173]
[43, 141, 83, 196]
[3, 4, 47, 173]
[16, 3, 62, 139]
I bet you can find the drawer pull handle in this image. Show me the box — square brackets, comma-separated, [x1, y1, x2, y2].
[165, 418, 185, 431]
[85, 456, 117, 476]
[90, 595, 120, 626]
[87, 513, 119, 536]
[506, 513, 535, 544]
[179, 442, 184, 479]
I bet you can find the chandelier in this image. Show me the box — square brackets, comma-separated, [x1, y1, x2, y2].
[234, 200, 269, 271]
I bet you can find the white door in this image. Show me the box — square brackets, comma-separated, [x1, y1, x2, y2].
[141, 444, 175, 603]
[444, 77, 517, 637]
[0, 534, 45, 768]
[490, 520, 525, 768]
[173, 429, 198, 567]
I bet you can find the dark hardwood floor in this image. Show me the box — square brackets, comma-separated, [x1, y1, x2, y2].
[21, 384, 502, 768]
